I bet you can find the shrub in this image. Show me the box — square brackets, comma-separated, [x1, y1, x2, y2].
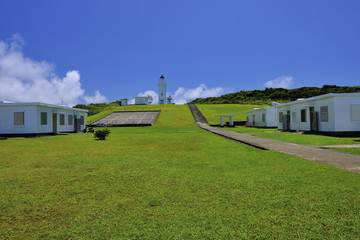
[94, 129, 110, 140]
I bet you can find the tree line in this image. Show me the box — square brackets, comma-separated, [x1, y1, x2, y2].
[190, 85, 360, 104]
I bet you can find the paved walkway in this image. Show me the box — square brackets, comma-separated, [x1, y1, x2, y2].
[188, 104, 360, 173]
[319, 145, 360, 149]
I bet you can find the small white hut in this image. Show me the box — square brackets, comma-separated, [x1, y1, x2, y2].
[0, 101, 88, 136]
[120, 99, 128, 106]
[245, 102, 280, 127]
[277, 93, 360, 134]
[135, 96, 148, 105]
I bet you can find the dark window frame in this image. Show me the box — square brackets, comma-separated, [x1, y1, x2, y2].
[320, 106, 328, 122]
[60, 114, 65, 125]
[279, 112, 283, 123]
[301, 109, 306, 122]
[14, 112, 24, 125]
[68, 115, 73, 125]
[41, 112, 47, 125]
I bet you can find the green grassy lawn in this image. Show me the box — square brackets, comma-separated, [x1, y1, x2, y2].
[1, 105, 360, 239]
[222, 126, 360, 146]
[196, 104, 268, 125]
[331, 148, 360, 155]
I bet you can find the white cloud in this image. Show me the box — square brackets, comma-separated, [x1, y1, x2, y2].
[0, 34, 107, 106]
[172, 84, 229, 104]
[82, 90, 108, 104]
[264, 76, 293, 88]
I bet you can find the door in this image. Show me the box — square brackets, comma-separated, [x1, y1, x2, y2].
[309, 107, 318, 131]
[282, 113, 290, 131]
[52, 113, 57, 133]
[74, 115, 78, 132]
[286, 110, 291, 130]
[252, 114, 255, 126]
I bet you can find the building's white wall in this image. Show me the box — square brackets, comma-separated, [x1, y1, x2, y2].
[158, 85, 167, 104]
[314, 98, 335, 132]
[246, 107, 277, 127]
[333, 96, 360, 131]
[0, 106, 38, 134]
[0, 105, 87, 134]
[266, 108, 278, 127]
[135, 97, 148, 105]
[278, 98, 336, 132]
[120, 99, 127, 106]
[36, 106, 87, 133]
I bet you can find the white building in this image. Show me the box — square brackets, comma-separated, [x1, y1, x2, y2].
[0, 101, 88, 135]
[135, 96, 148, 105]
[120, 99, 128, 106]
[167, 94, 172, 104]
[158, 75, 167, 104]
[246, 106, 278, 128]
[277, 93, 360, 134]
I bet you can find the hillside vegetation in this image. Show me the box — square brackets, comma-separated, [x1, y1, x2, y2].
[73, 102, 120, 116]
[191, 85, 360, 104]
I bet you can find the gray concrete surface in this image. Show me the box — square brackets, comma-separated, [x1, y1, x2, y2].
[91, 111, 160, 126]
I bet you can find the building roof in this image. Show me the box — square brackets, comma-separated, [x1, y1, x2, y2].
[0, 102, 88, 112]
[277, 92, 360, 108]
[245, 106, 275, 114]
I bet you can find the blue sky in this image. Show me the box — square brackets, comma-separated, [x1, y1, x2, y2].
[0, 0, 359, 105]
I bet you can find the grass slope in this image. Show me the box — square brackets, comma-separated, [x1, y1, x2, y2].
[331, 148, 360, 155]
[196, 104, 268, 125]
[223, 126, 360, 146]
[1, 105, 360, 239]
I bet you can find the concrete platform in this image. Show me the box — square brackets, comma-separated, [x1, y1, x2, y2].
[90, 111, 160, 127]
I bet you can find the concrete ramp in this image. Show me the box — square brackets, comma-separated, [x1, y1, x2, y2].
[90, 111, 160, 127]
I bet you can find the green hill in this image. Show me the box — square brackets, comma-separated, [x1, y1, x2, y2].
[190, 85, 360, 104]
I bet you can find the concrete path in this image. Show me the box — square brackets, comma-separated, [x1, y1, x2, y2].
[188, 104, 360, 173]
[319, 145, 360, 149]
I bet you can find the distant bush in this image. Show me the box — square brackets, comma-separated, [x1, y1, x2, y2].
[73, 102, 119, 116]
[94, 129, 110, 140]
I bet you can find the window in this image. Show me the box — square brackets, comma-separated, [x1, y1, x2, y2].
[351, 105, 360, 121]
[320, 106, 328, 122]
[80, 116, 85, 125]
[14, 112, 24, 125]
[301, 109, 306, 122]
[60, 114, 65, 125]
[68, 115, 73, 125]
[292, 112, 296, 123]
[262, 113, 265, 122]
[279, 112, 283, 123]
[41, 112, 47, 125]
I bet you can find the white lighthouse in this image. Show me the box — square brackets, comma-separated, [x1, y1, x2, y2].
[158, 75, 167, 104]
